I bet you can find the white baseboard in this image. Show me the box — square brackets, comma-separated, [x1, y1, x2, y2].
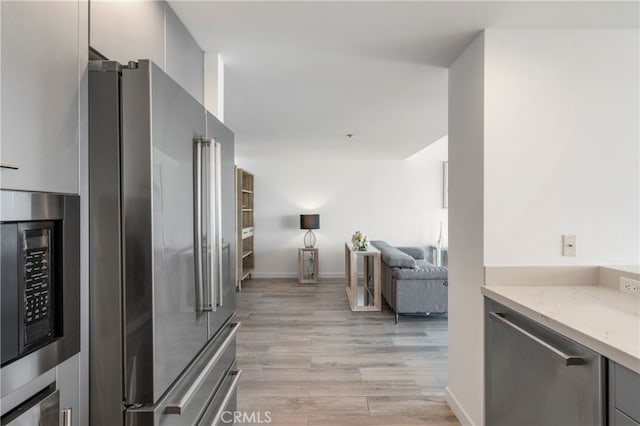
[250, 272, 297, 279]
[249, 272, 345, 279]
[446, 387, 475, 426]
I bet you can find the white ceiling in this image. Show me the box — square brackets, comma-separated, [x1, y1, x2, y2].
[169, 1, 638, 159]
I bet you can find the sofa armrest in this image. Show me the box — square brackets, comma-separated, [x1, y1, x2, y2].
[396, 247, 425, 260]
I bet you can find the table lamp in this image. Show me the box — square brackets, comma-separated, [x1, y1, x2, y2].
[300, 214, 320, 248]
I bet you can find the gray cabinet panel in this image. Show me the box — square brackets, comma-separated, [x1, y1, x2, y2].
[1, 1, 79, 194]
[166, 6, 204, 104]
[485, 298, 605, 426]
[56, 354, 79, 426]
[610, 360, 640, 425]
[89, 0, 164, 66]
[615, 410, 640, 426]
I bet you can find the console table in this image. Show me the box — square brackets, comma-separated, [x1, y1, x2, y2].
[298, 248, 319, 284]
[344, 242, 381, 311]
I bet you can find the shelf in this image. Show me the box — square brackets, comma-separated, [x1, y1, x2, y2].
[241, 227, 254, 239]
[237, 166, 255, 290]
[241, 268, 254, 281]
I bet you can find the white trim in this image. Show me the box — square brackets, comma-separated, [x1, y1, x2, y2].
[250, 272, 345, 279]
[216, 53, 224, 122]
[446, 387, 475, 426]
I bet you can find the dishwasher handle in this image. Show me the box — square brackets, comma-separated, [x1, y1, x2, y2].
[489, 312, 585, 366]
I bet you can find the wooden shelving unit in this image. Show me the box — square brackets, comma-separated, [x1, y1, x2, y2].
[236, 168, 255, 290]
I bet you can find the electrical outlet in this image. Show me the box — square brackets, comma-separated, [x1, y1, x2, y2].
[620, 277, 640, 296]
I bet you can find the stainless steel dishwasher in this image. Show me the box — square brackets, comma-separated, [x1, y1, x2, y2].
[485, 298, 605, 426]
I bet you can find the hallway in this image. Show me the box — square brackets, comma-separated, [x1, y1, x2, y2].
[235, 278, 458, 425]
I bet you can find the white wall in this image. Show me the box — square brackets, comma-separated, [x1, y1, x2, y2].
[447, 32, 485, 426]
[204, 53, 225, 121]
[447, 28, 639, 426]
[237, 136, 448, 278]
[484, 29, 639, 266]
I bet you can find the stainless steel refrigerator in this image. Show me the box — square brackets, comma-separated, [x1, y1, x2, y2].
[89, 60, 239, 426]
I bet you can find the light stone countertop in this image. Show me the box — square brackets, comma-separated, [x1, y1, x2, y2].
[482, 284, 640, 373]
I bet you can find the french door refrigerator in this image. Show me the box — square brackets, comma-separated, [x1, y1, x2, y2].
[89, 60, 239, 426]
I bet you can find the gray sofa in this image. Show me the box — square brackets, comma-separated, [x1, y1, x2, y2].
[370, 240, 448, 323]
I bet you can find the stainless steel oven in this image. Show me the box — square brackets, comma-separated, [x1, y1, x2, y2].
[0, 190, 80, 398]
[1, 384, 60, 426]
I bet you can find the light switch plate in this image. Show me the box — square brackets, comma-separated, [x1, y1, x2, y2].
[562, 234, 576, 256]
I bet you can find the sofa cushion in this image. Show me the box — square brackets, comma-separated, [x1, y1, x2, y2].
[415, 259, 430, 269]
[397, 247, 426, 260]
[370, 240, 416, 268]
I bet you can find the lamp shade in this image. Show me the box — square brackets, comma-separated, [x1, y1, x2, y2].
[300, 214, 320, 230]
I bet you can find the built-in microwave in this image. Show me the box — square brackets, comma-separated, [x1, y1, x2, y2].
[0, 190, 80, 399]
[1, 220, 59, 365]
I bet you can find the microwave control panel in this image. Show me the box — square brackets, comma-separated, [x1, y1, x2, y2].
[23, 230, 51, 326]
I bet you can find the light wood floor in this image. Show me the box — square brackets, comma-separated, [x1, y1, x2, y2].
[235, 278, 459, 426]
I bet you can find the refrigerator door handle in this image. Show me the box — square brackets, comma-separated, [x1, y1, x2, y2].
[214, 141, 223, 308]
[205, 138, 218, 312]
[165, 322, 241, 414]
[193, 139, 211, 312]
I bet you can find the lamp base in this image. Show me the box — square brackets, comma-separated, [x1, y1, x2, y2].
[303, 230, 316, 248]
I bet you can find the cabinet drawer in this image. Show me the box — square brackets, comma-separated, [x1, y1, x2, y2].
[198, 368, 241, 425]
[610, 361, 640, 424]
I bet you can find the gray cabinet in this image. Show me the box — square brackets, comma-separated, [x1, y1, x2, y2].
[610, 361, 640, 426]
[485, 298, 605, 426]
[89, 0, 165, 67]
[57, 355, 79, 426]
[90, 2, 204, 104]
[1, 1, 80, 194]
[166, 7, 204, 104]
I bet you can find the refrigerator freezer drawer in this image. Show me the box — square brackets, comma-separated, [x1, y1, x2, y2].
[125, 321, 240, 426]
[198, 369, 242, 426]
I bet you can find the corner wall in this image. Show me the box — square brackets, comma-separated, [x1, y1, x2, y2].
[447, 32, 485, 426]
[237, 136, 448, 277]
[447, 28, 639, 426]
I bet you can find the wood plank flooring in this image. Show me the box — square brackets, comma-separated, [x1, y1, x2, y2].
[235, 278, 459, 425]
